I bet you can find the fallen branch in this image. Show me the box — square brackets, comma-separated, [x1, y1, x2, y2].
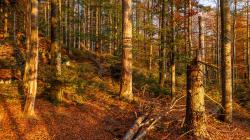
[134, 116, 162, 140]
[122, 115, 148, 140]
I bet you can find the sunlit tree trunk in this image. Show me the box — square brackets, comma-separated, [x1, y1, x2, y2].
[232, 0, 237, 93]
[185, 56, 207, 139]
[23, 0, 31, 94]
[188, 0, 193, 57]
[4, 11, 8, 38]
[24, 0, 39, 116]
[216, 0, 221, 87]
[220, 0, 233, 123]
[120, 0, 133, 101]
[199, 16, 206, 84]
[170, 0, 176, 97]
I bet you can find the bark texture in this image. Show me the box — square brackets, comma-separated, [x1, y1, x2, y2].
[220, 0, 233, 123]
[24, 0, 39, 116]
[120, 0, 133, 101]
[185, 59, 207, 138]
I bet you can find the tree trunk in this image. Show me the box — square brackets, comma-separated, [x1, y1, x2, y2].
[199, 16, 206, 84]
[51, 0, 62, 103]
[188, 0, 193, 57]
[159, 0, 166, 88]
[185, 58, 207, 138]
[4, 11, 8, 38]
[120, 0, 133, 101]
[170, 0, 176, 97]
[220, 0, 233, 123]
[24, 0, 39, 116]
[247, 0, 250, 83]
[232, 0, 237, 93]
[216, 0, 221, 87]
[23, 0, 31, 95]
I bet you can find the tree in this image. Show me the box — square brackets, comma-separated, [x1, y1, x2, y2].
[247, 0, 250, 83]
[220, 0, 233, 123]
[170, 0, 176, 97]
[188, 0, 193, 57]
[23, 0, 39, 116]
[185, 16, 207, 138]
[51, 0, 62, 102]
[120, 0, 133, 101]
[159, 0, 166, 88]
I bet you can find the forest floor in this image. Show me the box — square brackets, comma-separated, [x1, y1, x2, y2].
[0, 46, 250, 139]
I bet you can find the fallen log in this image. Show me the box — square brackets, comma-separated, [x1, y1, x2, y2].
[134, 116, 162, 140]
[122, 115, 148, 140]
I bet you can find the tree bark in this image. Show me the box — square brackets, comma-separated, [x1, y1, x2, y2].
[51, 0, 62, 103]
[24, 0, 39, 116]
[247, 0, 250, 83]
[188, 0, 193, 57]
[199, 16, 206, 84]
[185, 58, 207, 138]
[120, 0, 133, 101]
[220, 0, 233, 123]
[170, 0, 176, 97]
[159, 0, 166, 88]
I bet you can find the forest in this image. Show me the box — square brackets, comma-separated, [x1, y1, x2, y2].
[0, 0, 249, 139]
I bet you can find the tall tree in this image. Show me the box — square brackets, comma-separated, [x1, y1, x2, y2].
[120, 0, 133, 101]
[232, 0, 237, 93]
[185, 16, 207, 138]
[51, 0, 61, 75]
[51, 0, 62, 102]
[188, 0, 193, 57]
[220, 0, 233, 123]
[23, 0, 39, 116]
[247, 0, 250, 83]
[159, 0, 166, 88]
[170, 0, 176, 97]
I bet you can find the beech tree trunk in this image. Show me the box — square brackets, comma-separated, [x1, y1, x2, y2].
[120, 0, 133, 101]
[220, 0, 233, 123]
[24, 0, 39, 116]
